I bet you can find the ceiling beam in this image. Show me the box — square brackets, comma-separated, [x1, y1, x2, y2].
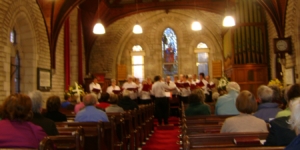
[36, 0, 85, 69]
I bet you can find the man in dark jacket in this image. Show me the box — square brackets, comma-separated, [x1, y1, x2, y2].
[264, 116, 296, 146]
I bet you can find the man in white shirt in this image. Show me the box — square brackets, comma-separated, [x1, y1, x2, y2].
[89, 77, 102, 99]
[165, 76, 179, 96]
[122, 75, 138, 101]
[151, 75, 175, 125]
[106, 79, 121, 95]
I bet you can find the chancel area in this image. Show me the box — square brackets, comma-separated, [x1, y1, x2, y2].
[0, 0, 300, 149]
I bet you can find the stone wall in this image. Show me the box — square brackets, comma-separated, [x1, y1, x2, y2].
[266, 0, 300, 84]
[0, 0, 65, 104]
[89, 9, 224, 80]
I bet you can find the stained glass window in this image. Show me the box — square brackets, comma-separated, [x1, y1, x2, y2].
[162, 28, 178, 77]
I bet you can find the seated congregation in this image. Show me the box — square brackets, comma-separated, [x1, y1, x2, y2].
[0, 74, 300, 150]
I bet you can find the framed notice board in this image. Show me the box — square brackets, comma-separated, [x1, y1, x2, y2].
[37, 68, 52, 91]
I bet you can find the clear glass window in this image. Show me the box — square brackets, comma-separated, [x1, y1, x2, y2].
[132, 56, 143, 65]
[132, 46, 144, 81]
[197, 42, 209, 76]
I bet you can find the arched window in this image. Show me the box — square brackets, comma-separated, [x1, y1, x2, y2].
[10, 29, 20, 93]
[196, 42, 209, 76]
[10, 29, 17, 44]
[162, 28, 178, 77]
[131, 45, 144, 81]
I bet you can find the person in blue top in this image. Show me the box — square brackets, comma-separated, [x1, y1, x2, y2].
[215, 82, 240, 115]
[254, 85, 281, 122]
[61, 94, 71, 108]
[285, 97, 300, 150]
[75, 93, 109, 122]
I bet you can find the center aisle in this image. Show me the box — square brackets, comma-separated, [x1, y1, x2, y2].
[142, 117, 181, 150]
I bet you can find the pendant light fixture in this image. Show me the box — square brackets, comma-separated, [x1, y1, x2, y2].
[222, 0, 235, 27]
[133, 0, 142, 34]
[133, 22, 143, 34]
[191, 21, 202, 31]
[93, 0, 105, 34]
[191, 0, 202, 31]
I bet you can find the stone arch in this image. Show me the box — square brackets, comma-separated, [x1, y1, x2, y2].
[121, 38, 151, 77]
[7, 8, 37, 94]
[90, 9, 223, 78]
[189, 35, 223, 61]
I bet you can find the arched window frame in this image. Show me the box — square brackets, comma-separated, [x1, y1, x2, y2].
[194, 42, 210, 77]
[162, 28, 178, 77]
[10, 28, 21, 93]
[131, 45, 145, 81]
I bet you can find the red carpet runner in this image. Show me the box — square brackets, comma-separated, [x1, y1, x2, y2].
[142, 117, 181, 150]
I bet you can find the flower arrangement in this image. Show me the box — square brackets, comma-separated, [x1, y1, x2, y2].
[65, 82, 85, 97]
[268, 78, 283, 89]
[218, 76, 229, 90]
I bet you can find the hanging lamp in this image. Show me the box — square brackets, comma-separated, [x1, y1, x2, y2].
[133, 0, 142, 34]
[222, 1, 235, 27]
[93, 0, 105, 34]
[191, 0, 202, 31]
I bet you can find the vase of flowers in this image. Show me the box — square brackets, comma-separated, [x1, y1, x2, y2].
[217, 76, 229, 96]
[65, 82, 85, 103]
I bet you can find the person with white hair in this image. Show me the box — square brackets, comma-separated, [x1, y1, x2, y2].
[75, 93, 109, 122]
[122, 75, 138, 101]
[254, 85, 281, 122]
[215, 82, 240, 115]
[106, 79, 121, 94]
[165, 76, 180, 96]
[285, 97, 300, 149]
[29, 90, 58, 136]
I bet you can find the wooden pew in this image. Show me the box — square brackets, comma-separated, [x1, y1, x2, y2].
[122, 111, 135, 150]
[183, 115, 233, 120]
[56, 122, 104, 149]
[182, 125, 222, 135]
[187, 147, 285, 150]
[39, 137, 55, 150]
[131, 109, 141, 149]
[183, 132, 269, 149]
[107, 113, 126, 150]
[47, 127, 84, 150]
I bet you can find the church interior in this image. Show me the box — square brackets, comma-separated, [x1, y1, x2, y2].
[0, 0, 300, 149]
